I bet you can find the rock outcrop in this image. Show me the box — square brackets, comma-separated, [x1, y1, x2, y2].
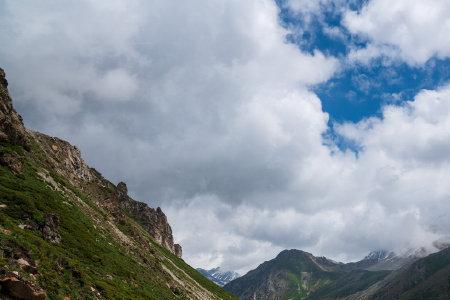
[0, 68, 29, 149]
[42, 213, 61, 244]
[115, 182, 182, 257]
[33, 133, 95, 185]
[174, 243, 183, 258]
[0, 152, 23, 174]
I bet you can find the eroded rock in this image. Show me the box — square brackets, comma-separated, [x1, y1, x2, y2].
[16, 257, 37, 275]
[42, 213, 61, 244]
[115, 182, 182, 256]
[0, 68, 30, 150]
[116, 182, 128, 200]
[0, 153, 23, 174]
[174, 244, 183, 258]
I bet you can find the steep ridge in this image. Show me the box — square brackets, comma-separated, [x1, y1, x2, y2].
[224, 249, 397, 300]
[224, 249, 388, 300]
[225, 246, 450, 300]
[0, 68, 236, 299]
[350, 246, 450, 300]
[341, 250, 421, 272]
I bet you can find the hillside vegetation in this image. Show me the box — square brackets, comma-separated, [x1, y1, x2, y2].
[0, 67, 237, 300]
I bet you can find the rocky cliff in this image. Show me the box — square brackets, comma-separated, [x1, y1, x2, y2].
[115, 181, 182, 256]
[0, 68, 30, 150]
[0, 68, 236, 300]
[1, 67, 180, 258]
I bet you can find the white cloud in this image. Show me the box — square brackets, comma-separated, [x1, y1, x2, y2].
[344, 0, 450, 65]
[1, 0, 450, 275]
[169, 84, 450, 273]
[335, 84, 450, 246]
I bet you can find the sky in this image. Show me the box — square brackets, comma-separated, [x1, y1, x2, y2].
[1, 0, 450, 274]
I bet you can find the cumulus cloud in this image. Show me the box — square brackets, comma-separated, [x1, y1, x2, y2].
[344, 0, 450, 65]
[170, 84, 450, 272]
[1, 0, 450, 274]
[335, 84, 450, 244]
[0, 0, 338, 270]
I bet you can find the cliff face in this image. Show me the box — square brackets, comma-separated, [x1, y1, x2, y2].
[116, 181, 182, 256]
[0, 68, 235, 300]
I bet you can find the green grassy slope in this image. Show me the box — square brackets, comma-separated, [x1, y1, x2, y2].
[1, 66, 237, 299]
[0, 140, 236, 299]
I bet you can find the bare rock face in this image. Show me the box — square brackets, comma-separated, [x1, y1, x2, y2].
[0, 68, 12, 112]
[153, 207, 176, 252]
[33, 134, 95, 184]
[0, 272, 46, 300]
[117, 181, 128, 199]
[0, 68, 8, 87]
[42, 213, 61, 244]
[115, 182, 182, 257]
[174, 244, 183, 258]
[0, 152, 23, 174]
[0, 68, 30, 149]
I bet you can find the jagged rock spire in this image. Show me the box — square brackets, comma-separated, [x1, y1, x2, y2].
[116, 181, 128, 200]
[115, 181, 183, 257]
[0, 68, 8, 88]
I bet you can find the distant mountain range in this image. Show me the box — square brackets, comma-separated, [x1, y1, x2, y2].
[197, 267, 240, 286]
[224, 246, 450, 300]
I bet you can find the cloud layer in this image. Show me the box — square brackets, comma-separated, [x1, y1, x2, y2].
[1, 0, 450, 274]
[344, 0, 450, 64]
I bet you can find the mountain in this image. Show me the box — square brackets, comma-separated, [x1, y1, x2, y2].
[224, 247, 450, 300]
[342, 249, 423, 272]
[224, 249, 390, 300]
[0, 68, 237, 299]
[350, 246, 450, 300]
[197, 267, 240, 286]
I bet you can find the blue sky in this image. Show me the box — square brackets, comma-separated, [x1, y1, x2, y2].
[277, 0, 450, 123]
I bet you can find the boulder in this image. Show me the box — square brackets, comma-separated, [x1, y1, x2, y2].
[16, 258, 38, 275]
[0, 273, 46, 300]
